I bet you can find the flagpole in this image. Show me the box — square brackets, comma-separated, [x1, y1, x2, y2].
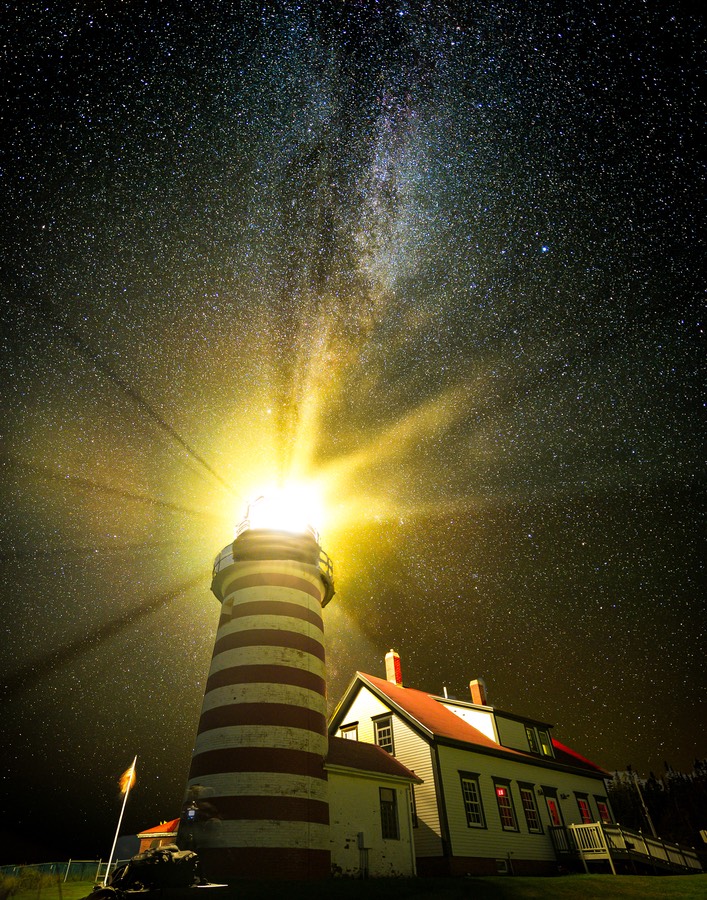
[103, 756, 137, 887]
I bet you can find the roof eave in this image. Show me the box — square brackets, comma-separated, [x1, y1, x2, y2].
[329, 672, 435, 743]
[434, 734, 607, 778]
[325, 762, 423, 785]
[328, 671, 366, 733]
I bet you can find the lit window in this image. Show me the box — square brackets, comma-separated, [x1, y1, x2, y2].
[459, 773, 485, 828]
[380, 787, 399, 839]
[576, 795, 592, 824]
[595, 798, 612, 824]
[519, 785, 542, 833]
[537, 729, 553, 757]
[340, 724, 358, 740]
[525, 726, 539, 753]
[374, 716, 394, 755]
[494, 781, 518, 831]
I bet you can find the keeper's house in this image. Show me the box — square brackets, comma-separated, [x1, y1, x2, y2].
[329, 651, 613, 876]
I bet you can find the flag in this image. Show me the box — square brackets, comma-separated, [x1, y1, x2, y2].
[119, 761, 137, 794]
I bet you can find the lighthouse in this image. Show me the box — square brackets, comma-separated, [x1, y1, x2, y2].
[180, 497, 334, 880]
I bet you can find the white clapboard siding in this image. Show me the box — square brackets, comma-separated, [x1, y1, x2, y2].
[438, 744, 607, 862]
[335, 684, 444, 858]
[494, 716, 530, 751]
[390, 711, 443, 857]
[336, 685, 390, 742]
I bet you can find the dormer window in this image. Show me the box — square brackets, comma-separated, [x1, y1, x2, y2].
[525, 726, 539, 753]
[525, 725, 552, 756]
[341, 723, 358, 740]
[537, 729, 553, 757]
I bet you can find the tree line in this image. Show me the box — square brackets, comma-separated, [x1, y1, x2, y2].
[607, 760, 707, 850]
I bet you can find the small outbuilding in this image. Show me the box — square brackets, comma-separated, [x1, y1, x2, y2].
[137, 819, 180, 853]
[326, 735, 422, 877]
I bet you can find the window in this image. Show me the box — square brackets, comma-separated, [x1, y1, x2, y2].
[374, 716, 394, 755]
[493, 781, 518, 831]
[595, 798, 612, 824]
[410, 785, 418, 828]
[576, 794, 592, 824]
[379, 787, 399, 839]
[459, 773, 486, 828]
[537, 729, 553, 757]
[340, 724, 358, 740]
[525, 726, 539, 754]
[519, 784, 542, 833]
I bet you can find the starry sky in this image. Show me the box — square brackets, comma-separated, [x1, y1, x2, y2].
[0, 0, 704, 865]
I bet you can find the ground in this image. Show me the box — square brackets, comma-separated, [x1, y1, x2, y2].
[3, 875, 707, 900]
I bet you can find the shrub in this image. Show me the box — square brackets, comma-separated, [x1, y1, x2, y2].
[0, 875, 21, 900]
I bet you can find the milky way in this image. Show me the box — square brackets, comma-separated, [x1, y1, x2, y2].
[0, 1, 703, 862]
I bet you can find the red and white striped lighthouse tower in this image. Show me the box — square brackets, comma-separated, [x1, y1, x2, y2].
[180, 500, 334, 880]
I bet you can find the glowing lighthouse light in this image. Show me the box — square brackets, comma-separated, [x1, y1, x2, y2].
[244, 483, 324, 537]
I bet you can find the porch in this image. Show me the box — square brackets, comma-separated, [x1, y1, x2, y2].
[549, 822, 703, 876]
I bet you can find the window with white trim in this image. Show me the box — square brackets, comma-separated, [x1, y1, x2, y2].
[537, 729, 553, 757]
[493, 781, 518, 831]
[459, 772, 486, 828]
[373, 716, 394, 755]
[525, 726, 539, 753]
[519, 784, 542, 833]
[340, 724, 358, 740]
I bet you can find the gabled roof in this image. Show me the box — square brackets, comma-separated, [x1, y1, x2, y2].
[137, 818, 180, 838]
[327, 735, 423, 783]
[332, 672, 607, 777]
[360, 673, 507, 751]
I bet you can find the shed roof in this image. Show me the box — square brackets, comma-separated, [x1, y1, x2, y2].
[137, 818, 180, 839]
[326, 735, 423, 783]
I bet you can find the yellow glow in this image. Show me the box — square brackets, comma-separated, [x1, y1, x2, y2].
[119, 765, 136, 794]
[244, 482, 325, 537]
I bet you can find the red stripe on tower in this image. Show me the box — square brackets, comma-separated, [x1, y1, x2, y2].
[179, 524, 334, 881]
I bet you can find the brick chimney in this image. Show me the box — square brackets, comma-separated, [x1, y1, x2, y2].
[385, 649, 403, 686]
[469, 678, 488, 706]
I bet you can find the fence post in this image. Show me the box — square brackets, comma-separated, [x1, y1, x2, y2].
[64, 861, 72, 882]
[569, 825, 589, 874]
[598, 822, 617, 875]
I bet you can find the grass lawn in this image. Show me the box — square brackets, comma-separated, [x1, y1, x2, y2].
[4, 875, 706, 900]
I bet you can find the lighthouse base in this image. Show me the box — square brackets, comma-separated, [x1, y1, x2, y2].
[198, 847, 331, 881]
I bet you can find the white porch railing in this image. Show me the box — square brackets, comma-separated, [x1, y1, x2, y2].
[549, 822, 703, 875]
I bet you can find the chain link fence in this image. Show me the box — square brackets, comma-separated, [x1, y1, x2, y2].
[1, 862, 100, 882]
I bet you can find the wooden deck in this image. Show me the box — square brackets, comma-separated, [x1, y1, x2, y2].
[549, 822, 703, 875]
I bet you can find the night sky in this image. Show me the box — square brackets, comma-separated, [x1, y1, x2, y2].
[0, 1, 703, 865]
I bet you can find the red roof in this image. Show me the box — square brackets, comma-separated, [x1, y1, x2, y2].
[357, 673, 606, 776]
[327, 735, 423, 783]
[360, 673, 508, 750]
[137, 818, 180, 838]
[551, 738, 606, 773]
